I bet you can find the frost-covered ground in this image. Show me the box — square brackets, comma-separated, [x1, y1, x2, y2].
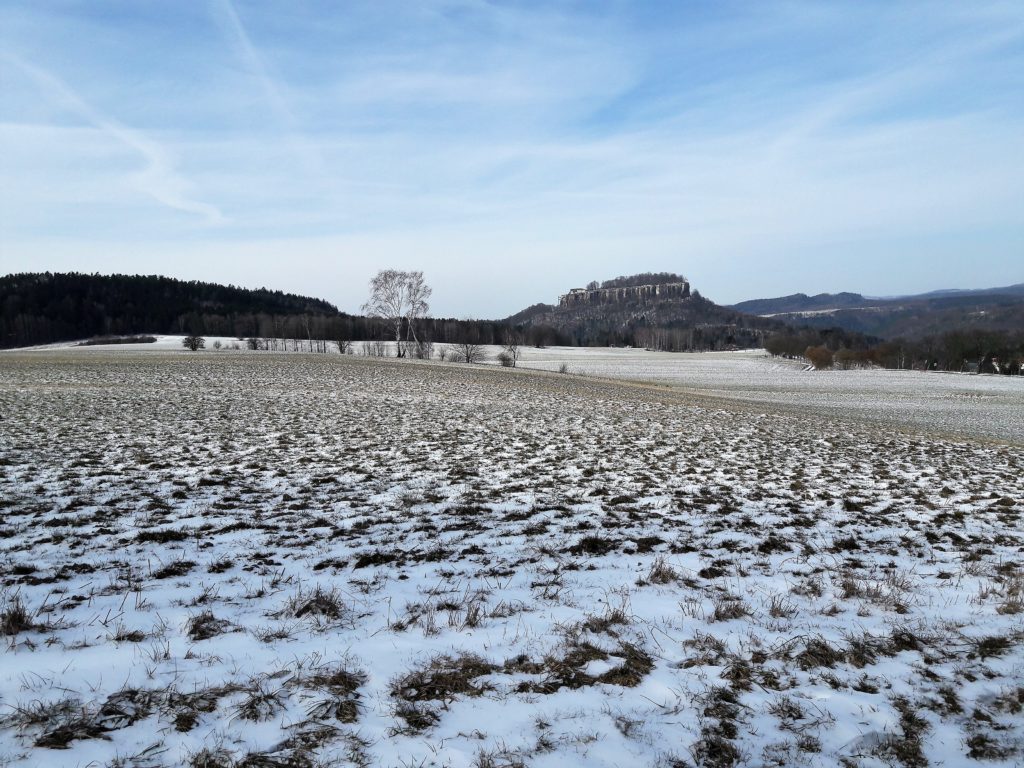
[513, 347, 1024, 445]
[1, 351, 1023, 768]
[20, 338, 1023, 443]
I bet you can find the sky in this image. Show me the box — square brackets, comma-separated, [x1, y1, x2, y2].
[1, 1, 1022, 317]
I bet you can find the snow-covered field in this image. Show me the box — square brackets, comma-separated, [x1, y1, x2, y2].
[1, 350, 1023, 767]
[18, 338, 1023, 443]
[513, 347, 1024, 445]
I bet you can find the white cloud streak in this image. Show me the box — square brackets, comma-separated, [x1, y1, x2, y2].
[212, 0, 323, 175]
[2, 52, 224, 224]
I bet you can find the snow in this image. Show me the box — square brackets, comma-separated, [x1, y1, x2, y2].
[511, 346, 1023, 444]
[0, 348, 1022, 767]
[18, 338, 1021, 442]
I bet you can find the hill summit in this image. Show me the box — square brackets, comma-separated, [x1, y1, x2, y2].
[508, 272, 781, 350]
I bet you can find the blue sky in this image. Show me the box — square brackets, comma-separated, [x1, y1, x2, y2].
[2, 1, 1022, 316]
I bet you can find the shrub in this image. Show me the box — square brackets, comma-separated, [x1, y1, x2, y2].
[182, 335, 205, 351]
[804, 345, 833, 370]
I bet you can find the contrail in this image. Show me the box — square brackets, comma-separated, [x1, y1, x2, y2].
[3, 51, 225, 224]
[215, 0, 323, 175]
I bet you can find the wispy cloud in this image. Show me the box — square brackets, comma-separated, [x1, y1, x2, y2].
[212, 0, 322, 175]
[2, 52, 224, 224]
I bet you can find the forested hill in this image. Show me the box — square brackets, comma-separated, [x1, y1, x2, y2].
[730, 283, 1024, 339]
[0, 272, 339, 348]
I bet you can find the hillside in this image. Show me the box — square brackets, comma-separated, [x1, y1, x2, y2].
[0, 272, 340, 349]
[731, 283, 1024, 339]
[509, 273, 787, 351]
[730, 291, 869, 316]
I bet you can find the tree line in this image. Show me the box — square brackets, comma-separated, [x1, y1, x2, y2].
[766, 327, 1024, 373]
[1, 272, 334, 348]
[596, 272, 688, 290]
[0, 272, 512, 350]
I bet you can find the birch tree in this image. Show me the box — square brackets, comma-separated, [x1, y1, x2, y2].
[361, 270, 431, 358]
[403, 270, 432, 352]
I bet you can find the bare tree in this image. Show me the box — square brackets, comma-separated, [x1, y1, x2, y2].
[362, 269, 407, 357]
[361, 269, 431, 358]
[452, 341, 488, 364]
[501, 331, 522, 368]
[403, 271, 432, 351]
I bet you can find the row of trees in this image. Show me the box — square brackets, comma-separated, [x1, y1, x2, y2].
[768, 328, 1024, 373]
[595, 272, 688, 289]
[182, 331, 523, 367]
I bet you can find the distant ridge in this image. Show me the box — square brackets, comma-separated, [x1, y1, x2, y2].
[729, 283, 1024, 339]
[730, 291, 867, 316]
[873, 284, 1024, 301]
[0, 272, 342, 348]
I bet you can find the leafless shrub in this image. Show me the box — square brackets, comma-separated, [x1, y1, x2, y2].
[804, 345, 833, 370]
[451, 342, 488, 364]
